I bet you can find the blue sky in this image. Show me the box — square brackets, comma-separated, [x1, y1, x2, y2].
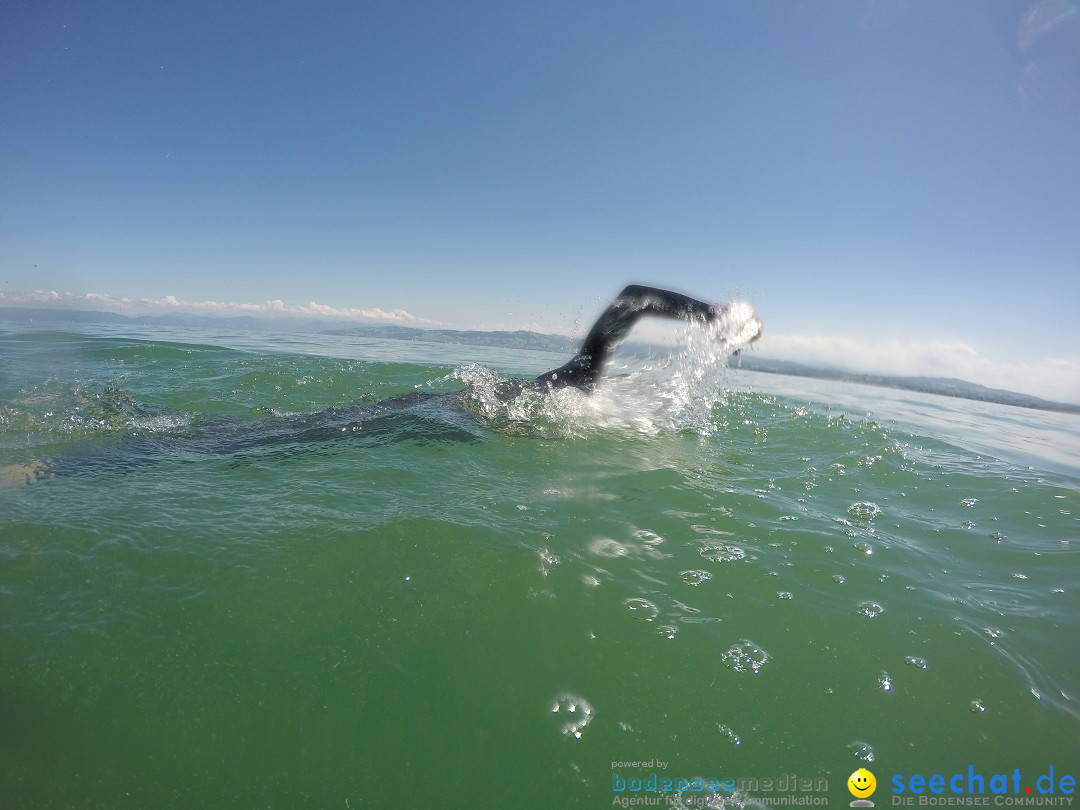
[2, 1, 1079, 402]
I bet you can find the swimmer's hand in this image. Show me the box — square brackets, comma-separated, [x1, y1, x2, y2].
[708, 300, 763, 354]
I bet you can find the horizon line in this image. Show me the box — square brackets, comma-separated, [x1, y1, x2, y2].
[3, 288, 1080, 407]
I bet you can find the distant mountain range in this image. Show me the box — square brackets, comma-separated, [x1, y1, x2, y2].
[730, 355, 1080, 414]
[3, 306, 1078, 414]
[325, 323, 578, 353]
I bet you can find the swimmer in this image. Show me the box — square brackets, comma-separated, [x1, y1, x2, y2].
[2, 284, 760, 483]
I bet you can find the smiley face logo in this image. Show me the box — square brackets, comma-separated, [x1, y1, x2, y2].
[848, 768, 877, 799]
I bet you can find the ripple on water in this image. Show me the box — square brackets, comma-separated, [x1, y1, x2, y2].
[848, 502, 882, 525]
[633, 529, 665, 546]
[623, 597, 660, 621]
[550, 693, 594, 739]
[963, 582, 1048, 618]
[698, 542, 747, 563]
[589, 537, 630, 558]
[721, 639, 770, 674]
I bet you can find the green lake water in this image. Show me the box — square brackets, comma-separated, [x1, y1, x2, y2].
[1, 324, 1077, 808]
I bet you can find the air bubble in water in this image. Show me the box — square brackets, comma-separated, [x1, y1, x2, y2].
[550, 693, 594, 739]
[857, 601, 884, 619]
[717, 723, 742, 746]
[848, 502, 882, 525]
[680, 569, 712, 586]
[699, 542, 746, 563]
[849, 740, 876, 763]
[722, 639, 770, 674]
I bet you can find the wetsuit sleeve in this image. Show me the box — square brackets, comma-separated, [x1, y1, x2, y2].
[533, 284, 717, 391]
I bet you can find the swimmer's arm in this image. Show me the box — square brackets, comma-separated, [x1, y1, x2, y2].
[534, 284, 719, 391]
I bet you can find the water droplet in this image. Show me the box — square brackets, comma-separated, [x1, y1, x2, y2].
[716, 723, 742, 746]
[858, 601, 884, 619]
[623, 598, 659, 621]
[722, 639, 770, 674]
[671, 778, 734, 809]
[680, 569, 712, 586]
[849, 740, 876, 763]
[537, 547, 558, 576]
[550, 693, 594, 739]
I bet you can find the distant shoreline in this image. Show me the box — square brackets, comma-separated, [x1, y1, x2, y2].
[3, 306, 1078, 415]
[730, 355, 1080, 415]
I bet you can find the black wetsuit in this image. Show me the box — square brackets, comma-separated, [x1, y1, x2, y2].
[530, 284, 719, 392]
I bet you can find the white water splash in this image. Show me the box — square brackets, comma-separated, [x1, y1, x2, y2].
[450, 299, 762, 438]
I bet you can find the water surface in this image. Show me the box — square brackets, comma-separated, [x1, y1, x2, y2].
[1, 324, 1077, 808]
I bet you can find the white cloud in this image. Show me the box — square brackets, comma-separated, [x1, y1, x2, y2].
[0, 289, 443, 326]
[758, 332, 1080, 405]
